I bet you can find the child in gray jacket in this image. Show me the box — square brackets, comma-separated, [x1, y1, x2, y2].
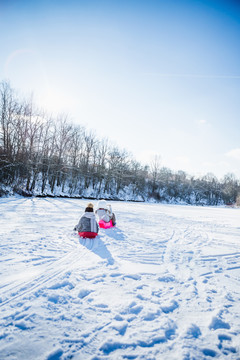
[74, 203, 99, 238]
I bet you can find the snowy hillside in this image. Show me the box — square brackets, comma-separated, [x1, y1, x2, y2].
[0, 197, 240, 359]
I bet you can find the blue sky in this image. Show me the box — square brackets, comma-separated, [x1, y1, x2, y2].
[1, 0, 240, 179]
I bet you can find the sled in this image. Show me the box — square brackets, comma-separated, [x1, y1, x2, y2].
[99, 219, 115, 229]
[78, 231, 98, 238]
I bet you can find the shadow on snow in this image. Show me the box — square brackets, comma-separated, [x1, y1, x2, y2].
[79, 236, 114, 265]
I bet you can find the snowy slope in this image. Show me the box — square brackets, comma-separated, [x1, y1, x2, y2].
[0, 197, 240, 360]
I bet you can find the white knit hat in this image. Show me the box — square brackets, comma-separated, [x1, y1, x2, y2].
[97, 200, 108, 210]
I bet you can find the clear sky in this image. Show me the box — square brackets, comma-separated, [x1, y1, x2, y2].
[1, 0, 240, 179]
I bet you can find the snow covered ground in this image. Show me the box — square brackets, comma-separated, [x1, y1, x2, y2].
[0, 197, 240, 360]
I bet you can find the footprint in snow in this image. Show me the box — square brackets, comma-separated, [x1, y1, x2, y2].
[120, 301, 143, 316]
[158, 275, 176, 283]
[209, 316, 230, 330]
[94, 303, 111, 313]
[218, 334, 232, 342]
[110, 272, 122, 278]
[47, 294, 68, 304]
[217, 334, 237, 355]
[165, 324, 177, 340]
[111, 321, 128, 336]
[161, 300, 179, 314]
[152, 289, 162, 298]
[14, 321, 32, 330]
[48, 294, 60, 303]
[129, 304, 143, 315]
[48, 280, 74, 290]
[46, 348, 63, 360]
[221, 346, 237, 355]
[123, 274, 141, 281]
[78, 289, 93, 299]
[185, 324, 201, 339]
[202, 348, 218, 358]
[99, 336, 167, 355]
[142, 310, 160, 321]
[114, 314, 124, 321]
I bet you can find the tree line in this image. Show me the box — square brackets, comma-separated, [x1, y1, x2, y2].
[1, 81, 239, 205]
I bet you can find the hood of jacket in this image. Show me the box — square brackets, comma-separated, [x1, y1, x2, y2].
[84, 212, 96, 219]
[83, 212, 98, 233]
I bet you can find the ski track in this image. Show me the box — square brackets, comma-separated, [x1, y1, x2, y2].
[0, 198, 240, 359]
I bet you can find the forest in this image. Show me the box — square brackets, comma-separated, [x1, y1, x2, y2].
[1, 81, 239, 205]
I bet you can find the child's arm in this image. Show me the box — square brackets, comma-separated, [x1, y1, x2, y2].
[107, 204, 112, 216]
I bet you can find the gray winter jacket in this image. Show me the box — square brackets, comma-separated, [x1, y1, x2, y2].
[75, 212, 99, 233]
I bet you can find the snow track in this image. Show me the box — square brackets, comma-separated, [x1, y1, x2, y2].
[0, 248, 84, 307]
[0, 198, 240, 359]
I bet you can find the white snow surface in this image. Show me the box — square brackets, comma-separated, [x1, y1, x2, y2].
[0, 197, 240, 360]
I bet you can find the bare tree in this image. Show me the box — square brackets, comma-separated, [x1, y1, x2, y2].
[81, 130, 96, 189]
[222, 173, 239, 205]
[148, 154, 162, 197]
